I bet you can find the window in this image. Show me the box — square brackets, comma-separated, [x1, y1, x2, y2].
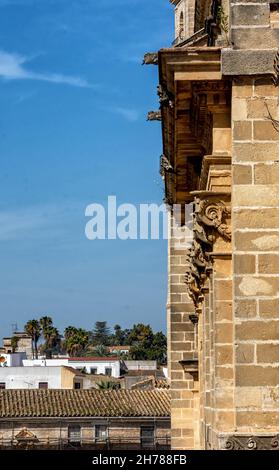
[38, 382, 48, 389]
[105, 367, 112, 377]
[74, 382, 81, 390]
[90, 368, 97, 375]
[68, 425, 81, 445]
[179, 11, 185, 39]
[0, 383, 6, 389]
[95, 425, 108, 441]
[140, 426, 155, 449]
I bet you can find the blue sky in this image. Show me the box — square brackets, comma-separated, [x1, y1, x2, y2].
[0, 0, 174, 337]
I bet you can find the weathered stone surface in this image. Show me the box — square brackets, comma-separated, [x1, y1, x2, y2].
[236, 344, 255, 364]
[254, 121, 279, 140]
[236, 320, 279, 341]
[232, 165, 252, 185]
[222, 49, 277, 76]
[233, 122, 252, 141]
[235, 387, 262, 408]
[255, 162, 279, 184]
[233, 142, 279, 162]
[231, 4, 270, 26]
[235, 231, 279, 251]
[235, 299, 257, 318]
[259, 254, 279, 273]
[236, 276, 279, 296]
[234, 254, 255, 274]
[234, 186, 279, 206]
[257, 344, 279, 363]
[236, 365, 279, 386]
[259, 298, 279, 318]
[233, 208, 279, 229]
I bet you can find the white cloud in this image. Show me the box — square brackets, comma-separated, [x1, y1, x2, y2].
[0, 50, 91, 87]
[106, 106, 140, 122]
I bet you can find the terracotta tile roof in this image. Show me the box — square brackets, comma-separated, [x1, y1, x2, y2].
[131, 377, 170, 390]
[0, 389, 170, 418]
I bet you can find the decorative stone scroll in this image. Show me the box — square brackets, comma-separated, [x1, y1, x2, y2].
[224, 435, 279, 451]
[184, 195, 231, 309]
[195, 198, 231, 242]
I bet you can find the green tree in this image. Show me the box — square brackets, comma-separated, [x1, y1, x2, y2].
[127, 324, 153, 346]
[39, 317, 61, 358]
[97, 381, 121, 390]
[92, 344, 110, 357]
[91, 321, 111, 346]
[64, 327, 89, 357]
[24, 320, 41, 359]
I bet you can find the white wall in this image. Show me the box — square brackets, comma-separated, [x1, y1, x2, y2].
[0, 353, 26, 367]
[22, 358, 121, 377]
[0, 366, 62, 389]
[124, 361, 157, 371]
[23, 358, 68, 367]
[68, 360, 121, 377]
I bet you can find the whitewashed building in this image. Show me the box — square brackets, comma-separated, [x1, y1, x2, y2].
[0, 366, 92, 390]
[23, 357, 122, 377]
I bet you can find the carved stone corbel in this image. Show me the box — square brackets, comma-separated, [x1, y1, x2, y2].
[147, 110, 162, 121]
[195, 198, 231, 242]
[142, 52, 158, 65]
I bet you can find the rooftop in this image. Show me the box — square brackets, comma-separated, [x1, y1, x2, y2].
[0, 389, 170, 418]
[68, 357, 119, 362]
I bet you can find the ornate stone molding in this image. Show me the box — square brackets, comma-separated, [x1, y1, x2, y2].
[224, 435, 279, 451]
[184, 194, 231, 309]
[195, 198, 231, 242]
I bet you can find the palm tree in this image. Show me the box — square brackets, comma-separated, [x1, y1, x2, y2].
[64, 327, 89, 357]
[97, 381, 120, 390]
[39, 317, 60, 358]
[92, 344, 110, 357]
[24, 320, 41, 359]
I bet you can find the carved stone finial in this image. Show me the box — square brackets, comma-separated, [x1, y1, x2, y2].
[147, 110, 162, 121]
[142, 52, 158, 65]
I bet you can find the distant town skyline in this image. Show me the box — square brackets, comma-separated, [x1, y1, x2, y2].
[0, 0, 173, 337]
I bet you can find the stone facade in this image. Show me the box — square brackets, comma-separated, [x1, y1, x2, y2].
[146, 0, 279, 450]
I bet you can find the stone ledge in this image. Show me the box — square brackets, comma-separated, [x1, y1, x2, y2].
[222, 49, 277, 76]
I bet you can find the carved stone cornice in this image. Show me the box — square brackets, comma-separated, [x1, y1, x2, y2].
[224, 435, 279, 451]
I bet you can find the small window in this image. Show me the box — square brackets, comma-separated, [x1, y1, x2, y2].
[68, 425, 81, 445]
[179, 11, 185, 39]
[38, 382, 48, 389]
[74, 382, 81, 390]
[0, 383, 6, 389]
[90, 368, 97, 375]
[105, 368, 112, 377]
[95, 425, 108, 441]
[141, 426, 155, 449]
